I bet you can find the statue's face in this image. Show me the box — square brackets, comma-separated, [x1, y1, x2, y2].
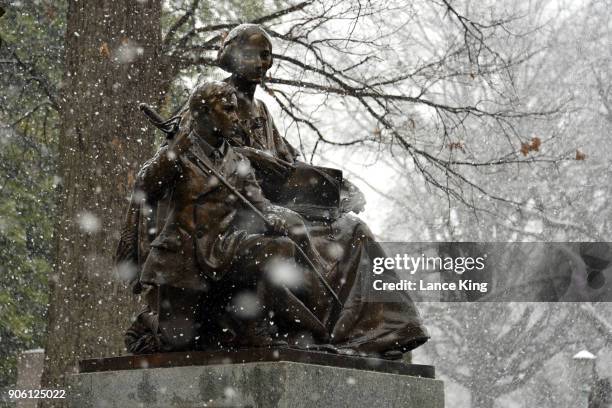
[209, 92, 239, 136]
[229, 33, 272, 82]
[192, 91, 239, 141]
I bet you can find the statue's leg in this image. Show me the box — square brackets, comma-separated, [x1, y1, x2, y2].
[157, 285, 205, 351]
[124, 284, 161, 354]
[227, 235, 330, 347]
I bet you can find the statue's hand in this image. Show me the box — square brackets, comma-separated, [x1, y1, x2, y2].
[265, 214, 288, 235]
[340, 179, 366, 214]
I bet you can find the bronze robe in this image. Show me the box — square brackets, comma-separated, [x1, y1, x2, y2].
[228, 98, 429, 353]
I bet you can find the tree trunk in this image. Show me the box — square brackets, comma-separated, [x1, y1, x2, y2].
[40, 0, 171, 403]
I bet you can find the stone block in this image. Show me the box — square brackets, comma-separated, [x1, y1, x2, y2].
[69, 350, 444, 408]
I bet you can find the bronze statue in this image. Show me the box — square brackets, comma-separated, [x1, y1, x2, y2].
[118, 25, 429, 359]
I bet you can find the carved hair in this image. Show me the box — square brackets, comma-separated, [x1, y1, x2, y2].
[189, 80, 234, 114]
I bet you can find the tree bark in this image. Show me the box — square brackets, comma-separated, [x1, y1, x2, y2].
[40, 0, 171, 403]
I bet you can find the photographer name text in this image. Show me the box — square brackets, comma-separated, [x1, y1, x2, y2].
[372, 279, 488, 293]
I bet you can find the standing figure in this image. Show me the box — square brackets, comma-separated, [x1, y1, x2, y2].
[215, 24, 429, 358]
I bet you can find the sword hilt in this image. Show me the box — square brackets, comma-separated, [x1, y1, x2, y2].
[139, 103, 181, 139]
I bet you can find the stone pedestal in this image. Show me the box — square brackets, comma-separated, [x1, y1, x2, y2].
[15, 349, 45, 408]
[69, 349, 444, 408]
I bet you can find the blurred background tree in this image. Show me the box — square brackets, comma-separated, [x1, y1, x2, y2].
[0, 0, 64, 398]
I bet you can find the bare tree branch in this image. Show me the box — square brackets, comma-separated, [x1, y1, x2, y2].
[162, 0, 202, 49]
[4, 43, 59, 111]
[167, 1, 313, 55]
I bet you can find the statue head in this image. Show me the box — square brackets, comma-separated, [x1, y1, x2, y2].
[217, 24, 273, 83]
[189, 81, 239, 143]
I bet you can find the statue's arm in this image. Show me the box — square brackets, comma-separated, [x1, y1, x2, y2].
[115, 144, 180, 290]
[258, 99, 300, 163]
[135, 144, 182, 202]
